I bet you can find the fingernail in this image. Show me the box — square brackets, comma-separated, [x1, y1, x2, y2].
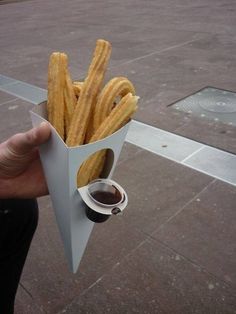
[40, 121, 50, 128]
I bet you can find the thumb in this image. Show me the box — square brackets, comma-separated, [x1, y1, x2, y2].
[6, 122, 51, 155]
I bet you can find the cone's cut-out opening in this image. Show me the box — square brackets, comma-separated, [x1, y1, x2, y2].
[76, 148, 114, 188]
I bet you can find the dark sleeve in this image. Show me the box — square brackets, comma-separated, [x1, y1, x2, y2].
[0, 199, 39, 314]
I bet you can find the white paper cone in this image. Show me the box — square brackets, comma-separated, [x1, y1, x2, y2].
[30, 102, 130, 273]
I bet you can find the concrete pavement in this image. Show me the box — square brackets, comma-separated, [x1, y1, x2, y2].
[0, 0, 236, 313]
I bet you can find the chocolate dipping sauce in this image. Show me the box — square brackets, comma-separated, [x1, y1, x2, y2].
[90, 190, 121, 205]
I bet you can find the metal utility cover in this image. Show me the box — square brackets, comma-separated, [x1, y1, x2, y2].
[172, 87, 236, 126]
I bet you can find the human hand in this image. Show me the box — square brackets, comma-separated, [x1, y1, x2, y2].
[0, 122, 51, 199]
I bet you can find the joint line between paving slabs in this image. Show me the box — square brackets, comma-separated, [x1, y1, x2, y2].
[181, 145, 205, 163]
[0, 98, 18, 107]
[75, 238, 147, 294]
[109, 37, 204, 68]
[19, 282, 34, 299]
[57, 236, 151, 314]
[152, 178, 217, 234]
[147, 235, 236, 294]
[19, 282, 48, 313]
[182, 163, 236, 187]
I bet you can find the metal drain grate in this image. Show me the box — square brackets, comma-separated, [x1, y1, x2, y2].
[172, 87, 236, 126]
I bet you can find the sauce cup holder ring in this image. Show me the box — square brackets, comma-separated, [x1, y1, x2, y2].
[78, 178, 128, 223]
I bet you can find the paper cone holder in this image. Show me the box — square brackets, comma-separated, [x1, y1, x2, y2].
[30, 102, 130, 273]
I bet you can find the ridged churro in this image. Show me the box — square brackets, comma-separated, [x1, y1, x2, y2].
[82, 77, 136, 181]
[47, 52, 68, 140]
[77, 93, 138, 187]
[92, 77, 135, 132]
[64, 69, 77, 137]
[66, 39, 111, 146]
[90, 93, 138, 143]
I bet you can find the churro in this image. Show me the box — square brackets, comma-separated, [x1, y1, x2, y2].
[64, 69, 77, 137]
[77, 93, 138, 187]
[46, 40, 139, 187]
[82, 77, 135, 182]
[91, 93, 138, 143]
[47, 52, 68, 140]
[92, 77, 135, 132]
[66, 39, 111, 146]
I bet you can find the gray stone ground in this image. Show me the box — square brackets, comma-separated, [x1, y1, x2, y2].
[0, 0, 236, 313]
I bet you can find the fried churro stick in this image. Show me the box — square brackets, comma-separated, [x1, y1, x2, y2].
[66, 39, 111, 146]
[91, 93, 138, 143]
[85, 76, 135, 143]
[93, 77, 135, 131]
[77, 93, 138, 187]
[64, 69, 77, 137]
[47, 52, 68, 140]
[83, 77, 135, 178]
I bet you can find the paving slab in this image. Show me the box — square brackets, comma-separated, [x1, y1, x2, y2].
[19, 162, 146, 313]
[0, 0, 201, 73]
[0, 98, 33, 141]
[175, 114, 236, 154]
[0, 58, 49, 89]
[126, 121, 204, 162]
[183, 146, 236, 185]
[112, 148, 213, 235]
[0, 79, 47, 104]
[152, 180, 236, 290]
[15, 285, 45, 314]
[108, 33, 236, 153]
[63, 238, 236, 314]
[0, 90, 17, 105]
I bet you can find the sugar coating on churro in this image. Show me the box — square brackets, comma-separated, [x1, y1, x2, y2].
[90, 93, 138, 143]
[64, 69, 77, 137]
[47, 52, 68, 140]
[66, 39, 111, 147]
[92, 76, 135, 135]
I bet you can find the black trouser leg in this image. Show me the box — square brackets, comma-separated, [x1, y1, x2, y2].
[0, 199, 38, 314]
